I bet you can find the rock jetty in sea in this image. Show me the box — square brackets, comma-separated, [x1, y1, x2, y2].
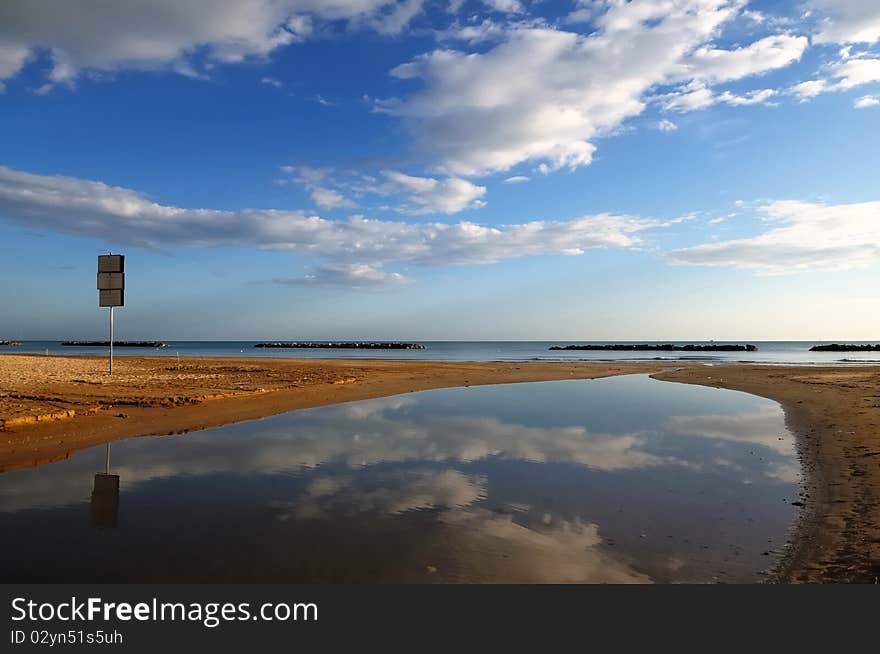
[61, 341, 170, 348]
[255, 342, 426, 350]
[548, 343, 758, 352]
[809, 343, 880, 352]
[0, 340, 21, 346]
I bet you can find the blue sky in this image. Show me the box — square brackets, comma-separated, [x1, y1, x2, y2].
[0, 0, 878, 340]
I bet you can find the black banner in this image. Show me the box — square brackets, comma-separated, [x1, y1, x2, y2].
[2, 584, 873, 651]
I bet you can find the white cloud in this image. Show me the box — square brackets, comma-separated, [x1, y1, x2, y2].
[810, 0, 880, 44]
[0, 43, 30, 87]
[670, 199, 880, 273]
[788, 55, 880, 101]
[281, 166, 487, 215]
[274, 263, 413, 287]
[662, 82, 777, 111]
[832, 56, 880, 89]
[368, 0, 425, 35]
[281, 164, 330, 187]
[380, 170, 487, 214]
[380, 2, 803, 176]
[0, 0, 425, 90]
[661, 81, 717, 111]
[655, 119, 678, 132]
[679, 34, 808, 84]
[260, 76, 283, 88]
[503, 175, 530, 183]
[854, 94, 880, 108]
[312, 93, 335, 106]
[0, 165, 663, 285]
[309, 187, 357, 209]
[789, 78, 828, 100]
[281, 165, 356, 209]
[482, 0, 523, 13]
[437, 19, 509, 44]
[716, 88, 777, 105]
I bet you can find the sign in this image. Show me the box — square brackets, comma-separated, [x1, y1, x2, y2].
[97, 255, 124, 307]
[98, 254, 125, 375]
[98, 254, 124, 273]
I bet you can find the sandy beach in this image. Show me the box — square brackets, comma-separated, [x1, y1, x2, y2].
[1, 353, 877, 583]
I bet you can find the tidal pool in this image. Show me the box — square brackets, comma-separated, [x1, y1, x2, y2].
[0, 375, 801, 583]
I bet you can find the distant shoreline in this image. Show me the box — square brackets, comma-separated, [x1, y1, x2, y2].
[61, 341, 169, 348]
[0, 353, 877, 583]
[6, 341, 880, 366]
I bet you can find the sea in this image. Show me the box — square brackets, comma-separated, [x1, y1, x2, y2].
[3, 340, 880, 365]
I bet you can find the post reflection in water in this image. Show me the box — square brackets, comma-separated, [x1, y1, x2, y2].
[90, 443, 119, 529]
[0, 375, 801, 583]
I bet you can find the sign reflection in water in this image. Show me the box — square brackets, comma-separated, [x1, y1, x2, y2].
[0, 375, 801, 583]
[91, 443, 120, 529]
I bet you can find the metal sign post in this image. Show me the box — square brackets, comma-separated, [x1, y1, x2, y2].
[97, 254, 125, 375]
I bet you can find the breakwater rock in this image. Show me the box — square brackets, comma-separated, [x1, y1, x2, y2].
[255, 342, 426, 350]
[809, 344, 880, 352]
[549, 343, 758, 352]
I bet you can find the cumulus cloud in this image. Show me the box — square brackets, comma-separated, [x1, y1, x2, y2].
[669, 199, 880, 273]
[274, 263, 413, 287]
[482, 0, 524, 13]
[810, 0, 880, 44]
[309, 187, 357, 209]
[789, 54, 880, 101]
[716, 88, 777, 105]
[280, 165, 356, 209]
[789, 78, 829, 100]
[0, 165, 662, 285]
[854, 94, 880, 108]
[678, 34, 808, 84]
[0, 43, 30, 89]
[280, 165, 485, 215]
[379, 1, 805, 176]
[654, 119, 678, 132]
[503, 175, 530, 183]
[661, 82, 777, 111]
[0, 0, 425, 90]
[379, 170, 487, 214]
[832, 56, 880, 89]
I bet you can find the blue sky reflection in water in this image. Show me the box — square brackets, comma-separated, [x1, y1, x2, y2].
[0, 375, 800, 583]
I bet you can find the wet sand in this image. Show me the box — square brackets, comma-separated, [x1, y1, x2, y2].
[1, 354, 878, 583]
[655, 366, 880, 584]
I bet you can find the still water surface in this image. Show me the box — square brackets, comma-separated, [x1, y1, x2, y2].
[0, 375, 800, 583]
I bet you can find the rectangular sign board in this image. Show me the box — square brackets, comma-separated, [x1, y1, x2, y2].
[98, 255, 125, 307]
[97, 272, 125, 290]
[99, 289, 124, 307]
[98, 255, 124, 273]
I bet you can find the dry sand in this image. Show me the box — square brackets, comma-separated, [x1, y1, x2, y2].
[1, 353, 878, 583]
